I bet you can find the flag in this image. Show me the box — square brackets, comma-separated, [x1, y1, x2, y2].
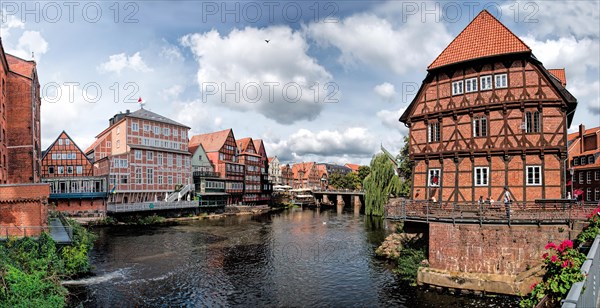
[110, 185, 116, 194]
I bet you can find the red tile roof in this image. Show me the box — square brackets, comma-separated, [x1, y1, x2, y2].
[568, 127, 600, 142]
[237, 137, 253, 152]
[6, 54, 36, 77]
[568, 125, 600, 170]
[344, 163, 360, 172]
[292, 162, 315, 179]
[428, 10, 531, 70]
[189, 129, 232, 153]
[548, 69, 567, 86]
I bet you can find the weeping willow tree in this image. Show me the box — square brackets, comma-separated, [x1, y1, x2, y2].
[363, 153, 401, 216]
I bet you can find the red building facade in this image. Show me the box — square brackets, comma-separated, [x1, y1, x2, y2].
[400, 11, 577, 203]
[292, 162, 320, 189]
[568, 125, 600, 202]
[237, 137, 262, 203]
[253, 139, 273, 202]
[85, 108, 191, 204]
[41, 131, 108, 216]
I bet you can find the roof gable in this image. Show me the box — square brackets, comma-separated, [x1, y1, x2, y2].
[128, 108, 189, 128]
[237, 137, 256, 154]
[189, 129, 233, 152]
[428, 10, 531, 70]
[548, 69, 567, 86]
[42, 131, 93, 165]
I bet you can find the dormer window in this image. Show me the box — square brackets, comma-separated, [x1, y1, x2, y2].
[574, 157, 579, 166]
[588, 155, 595, 165]
[465, 78, 478, 93]
[581, 156, 587, 165]
[452, 81, 464, 95]
[480, 75, 492, 90]
[495, 74, 508, 88]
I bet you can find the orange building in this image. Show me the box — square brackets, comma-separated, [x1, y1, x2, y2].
[280, 164, 294, 186]
[0, 39, 49, 236]
[189, 129, 244, 204]
[42, 131, 108, 216]
[292, 162, 320, 189]
[568, 125, 600, 202]
[237, 137, 262, 203]
[400, 11, 577, 202]
[85, 108, 192, 204]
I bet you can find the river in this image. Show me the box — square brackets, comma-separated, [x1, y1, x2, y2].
[66, 207, 519, 307]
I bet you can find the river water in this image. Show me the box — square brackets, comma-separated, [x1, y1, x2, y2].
[66, 208, 519, 307]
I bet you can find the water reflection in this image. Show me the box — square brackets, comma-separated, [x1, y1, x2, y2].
[68, 207, 518, 307]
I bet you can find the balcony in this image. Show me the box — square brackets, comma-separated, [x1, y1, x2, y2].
[50, 192, 108, 199]
[193, 171, 221, 178]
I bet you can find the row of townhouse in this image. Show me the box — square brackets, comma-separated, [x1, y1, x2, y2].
[567, 125, 600, 202]
[270, 160, 357, 190]
[41, 113, 274, 216]
[0, 39, 50, 234]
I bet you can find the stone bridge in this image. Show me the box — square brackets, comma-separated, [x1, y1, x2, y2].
[312, 190, 365, 214]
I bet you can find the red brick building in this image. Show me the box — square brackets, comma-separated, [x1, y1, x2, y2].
[400, 11, 577, 202]
[237, 137, 262, 203]
[0, 39, 49, 235]
[292, 162, 320, 189]
[280, 164, 294, 186]
[253, 139, 272, 203]
[85, 108, 192, 204]
[42, 131, 108, 216]
[189, 129, 244, 204]
[568, 125, 600, 202]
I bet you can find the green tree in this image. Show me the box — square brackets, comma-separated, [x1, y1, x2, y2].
[329, 172, 361, 190]
[396, 135, 413, 198]
[363, 153, 401, 216]
[357, 166, 371, 184]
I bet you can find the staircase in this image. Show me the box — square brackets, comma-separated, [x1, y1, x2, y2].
[165, 184, 193, 202]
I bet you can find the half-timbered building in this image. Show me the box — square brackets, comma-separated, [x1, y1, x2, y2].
[400, 10, 577, 202]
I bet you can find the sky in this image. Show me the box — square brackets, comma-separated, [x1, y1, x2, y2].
[1, 0, 599, 165]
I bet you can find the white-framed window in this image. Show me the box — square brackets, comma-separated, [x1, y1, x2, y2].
[428, 169, 441, 187]
[473, 116, 488, 137]
[452, 80, 464, 95]
[147, 168, 154, 185]
[587, 171, 592, 184]
[173, 129, 179, 138]
[154, 126, 160, 135]
[58, 139, 63, 146]
[495, 73, 507, 88]
[167, 154, 173, 166]
[143, 124, 150, 132]
[168, 176, 173, 185]
[157, 152, 163, 164]
[135, 150, 142, 160]
[135, 168, 142, 184]
[163, 128, 170, 136]
[465, 78, 478, 93]
[76, 166, 83, 174]
[66, 166, 74, 174]
[132, 122, 139, 132]
[428, 122, 441, 142]
[158, 175, 163, 185]
[181, 131, 186, 139]
[106, 141, 111, 148]
[587, 188, 592, 202]
[524, 111, 541, 133]
[595, 188, 600, 201]
[579, 172, 584, 184]
[589, 155, 595, 165]
[480, 75, 492, 90]
[58, 166, 64, 174]
[147, 151, 153, 161]
[596, 171, 600, 181]
[65, 139, 70, 145]
[474, 167, 489, 186]
[526, 166, 541, 185]
[574, 157, 580, 166]
[176, 155, 182, 167]
[581, 156, 587, 165]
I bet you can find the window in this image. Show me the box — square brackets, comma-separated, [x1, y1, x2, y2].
[132, 122, 139, 132]
[581, 156, 587, 165]
[176, 155, 182, 167]
[76, 166, 83, 174]
[480, 75, 492, 90]
[452, 80, 464, 95]
[157, 153, 163, 164]
[58, 139, 63, 145]
[66, 166, 74, 174]
[524, 111, 541, 133]
[158, 175, 163, 185]
[587, 188, 592, 202]
[135, 150, 142, 160]
[167, 154, 173, 166]
[474, 167, 489, 186]
[181, 131, 186, 139]
[526, 166, 541, 185]
[465, 78, 478, 93]
[120, 175, 128, 184]
[428, 169, 440, 187]
[154, 126, 160, 135]
[147, 151, 153, 161]
[595, 188, 600, 201]
[116, 140, 120, 149]
[168, 176, 173, 185]
[163, 128, 170, 136]
[48, 166, 54, 174]
[589, 155, 595, 165]
[173, 129, 179, 138]
[495, 74, 507, 88]
[135, 168, 142, 184]
[58, 166, 64, 174]
[147, 168, 154, 185]
[473, 116, 488, 137]
[107, 141, 111, 148]
[143, 124, 150, 132]
[428, 122, 440, 142]
[587, 171, 592, 184]
[65, 139, 70, 145]
[579, 172, 584, 184]
[574, 157, 580, 166]
[596, 171, 599, 181]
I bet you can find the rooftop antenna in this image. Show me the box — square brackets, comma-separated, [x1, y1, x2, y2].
[31, 52, 35, 60]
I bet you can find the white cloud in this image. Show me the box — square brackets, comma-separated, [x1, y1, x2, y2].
[305, 12, 452, 74]
[160, 44, 184, 62]
[374, 82, 397, 101]
[0, 14, 25, 39]
[180, 26, 333, 124]
[377, 107, 408, 133]
[6, 30, 49, 61]
[98, 52, 152, 74]
[160, 84, 184, 100]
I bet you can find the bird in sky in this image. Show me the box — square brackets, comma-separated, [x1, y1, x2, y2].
[265, 40, 270, 43]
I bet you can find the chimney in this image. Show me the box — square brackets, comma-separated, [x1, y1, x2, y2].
[126, 109, 130, 114]
[579, 124, 585, 153]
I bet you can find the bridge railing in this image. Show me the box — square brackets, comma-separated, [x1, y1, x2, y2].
[107, 200, 198, 213]
[312, 189, 365, 194]
[562, 235, 600, 308]
[385, 200, 596, 224]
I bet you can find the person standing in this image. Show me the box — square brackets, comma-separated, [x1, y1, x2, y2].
[503, 187, 512, 220]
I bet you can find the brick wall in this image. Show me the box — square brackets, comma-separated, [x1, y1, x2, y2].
[51, 198, 106, 216]
[0, 183, 50, 236]
[428, 223, 575, 276]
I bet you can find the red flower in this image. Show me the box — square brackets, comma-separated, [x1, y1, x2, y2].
[563, 240, 573, 249]
[542, 253, 548, 259]
[561, 260, 572, 268]
[551, 255, 558, 262]
[545, 242, 557, 250]
[530, 282, 538, 290]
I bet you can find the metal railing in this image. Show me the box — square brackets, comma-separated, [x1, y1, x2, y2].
[562, 235, 600, 308]
[193, 171, 221, 178]
[107, 200, 199, 213]
[384, 200, 597, 225]
[0, 225, 74, 242]
[312, 189, 365, 195]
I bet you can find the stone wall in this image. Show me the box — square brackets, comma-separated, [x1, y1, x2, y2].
[0, 183, 50, 236]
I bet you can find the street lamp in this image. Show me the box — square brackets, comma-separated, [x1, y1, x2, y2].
[569, 168, 574, 200]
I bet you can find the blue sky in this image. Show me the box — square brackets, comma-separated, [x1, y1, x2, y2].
[1, 1, 598, 165]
